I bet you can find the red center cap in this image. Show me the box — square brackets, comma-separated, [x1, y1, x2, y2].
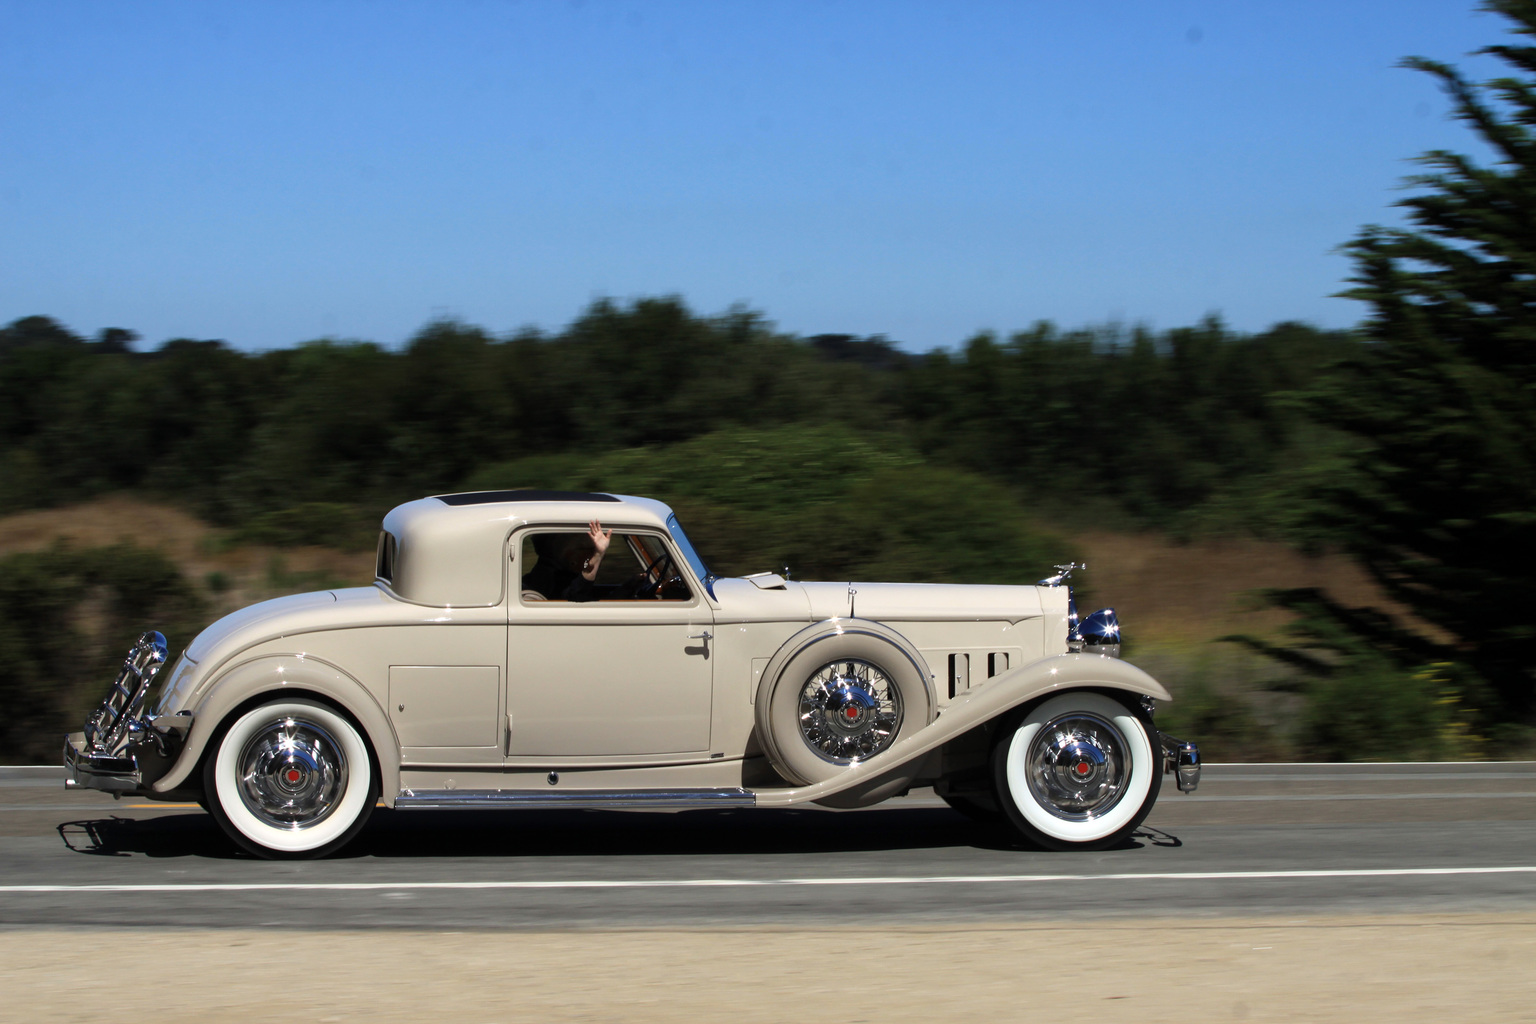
[1074, 761, 1091, 777]
[845, 706, 859, 720]
[286, 768, 302, 784]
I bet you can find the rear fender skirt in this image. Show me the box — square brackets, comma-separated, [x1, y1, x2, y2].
[150, 655, 399, 803]
[754, 652, 1172, 808]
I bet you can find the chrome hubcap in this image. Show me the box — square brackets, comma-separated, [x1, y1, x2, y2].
[1025, 711, 1130, 821]
[798, 659, 902, 764]
[237, 716, 348, 830]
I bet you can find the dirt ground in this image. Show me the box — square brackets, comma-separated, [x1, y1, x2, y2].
[5, 914, 1533, 1023]
[0, 495, 376, 617]
[1070, 527, 1420, 643]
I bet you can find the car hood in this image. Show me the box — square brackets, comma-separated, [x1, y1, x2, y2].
[797, 581, 1045, 622]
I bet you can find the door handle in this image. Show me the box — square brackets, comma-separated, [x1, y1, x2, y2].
[688, 631, 713, 641]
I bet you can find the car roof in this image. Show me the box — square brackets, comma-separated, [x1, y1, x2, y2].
[433, 489, 622, 506]
[379, 491, 680, 606]
[423, 490, 676, 528]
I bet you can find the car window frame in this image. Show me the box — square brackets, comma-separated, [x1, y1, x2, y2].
[512, 524, 702, 607]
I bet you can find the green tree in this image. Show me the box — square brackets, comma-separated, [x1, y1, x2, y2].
[1311, 0, 1536, 721]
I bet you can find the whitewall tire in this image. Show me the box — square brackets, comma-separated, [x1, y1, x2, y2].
[203, 699, 378, 858]
[992, 691, 1160, 851]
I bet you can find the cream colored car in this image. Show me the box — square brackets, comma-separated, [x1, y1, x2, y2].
[64, 489, 1200, 857]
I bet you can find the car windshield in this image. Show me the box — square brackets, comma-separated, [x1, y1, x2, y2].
[665, 513, 713, 591]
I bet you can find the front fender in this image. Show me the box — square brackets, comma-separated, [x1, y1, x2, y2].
[755, 653, 1171, 807]
[151, 655, 400, 803]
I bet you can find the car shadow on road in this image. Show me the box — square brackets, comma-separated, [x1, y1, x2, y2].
[58, 814, 237, 859]
[353, 806, 1030, 859]
[56, 807, 1178, 860]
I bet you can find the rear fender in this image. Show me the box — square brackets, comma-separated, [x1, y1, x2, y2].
[151, 655, 400, 803]
[757, 653, 1171, 808]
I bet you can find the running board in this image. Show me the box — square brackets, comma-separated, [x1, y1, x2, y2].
[394, 787, 756, 810]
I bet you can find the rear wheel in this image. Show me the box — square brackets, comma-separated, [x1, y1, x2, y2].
[203, 699, 378, 859]
[992, 691, 1160, 851]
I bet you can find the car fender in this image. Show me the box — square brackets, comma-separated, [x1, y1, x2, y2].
[755, 652, 1172, 808]
[151, 655, 400, 803]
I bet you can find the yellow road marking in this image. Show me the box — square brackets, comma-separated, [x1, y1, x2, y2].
[123, 803, 199, 808]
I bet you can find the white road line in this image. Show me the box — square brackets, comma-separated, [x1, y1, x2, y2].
[3, 867, 1536, 894]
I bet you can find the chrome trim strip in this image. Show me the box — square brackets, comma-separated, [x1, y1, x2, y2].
[394, 787, 756, 810]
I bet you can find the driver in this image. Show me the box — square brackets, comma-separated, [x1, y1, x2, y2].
[521, 519, 612, 601]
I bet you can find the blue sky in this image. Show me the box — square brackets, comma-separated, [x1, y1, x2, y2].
[0, 1, 1510, 352]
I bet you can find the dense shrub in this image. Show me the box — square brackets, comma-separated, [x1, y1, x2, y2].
[0, 543, 204, 764]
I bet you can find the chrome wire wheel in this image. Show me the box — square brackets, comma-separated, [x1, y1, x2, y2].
[759, 624, 933, 788]
[797, 659, 903, 764]
[1023, 711, 1130, 821]
[236, 715, 348, 830]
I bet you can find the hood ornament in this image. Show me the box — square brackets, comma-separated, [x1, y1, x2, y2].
[1036, 562, 1084, 587]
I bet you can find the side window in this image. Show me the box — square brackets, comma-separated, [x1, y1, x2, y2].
[376, 531, 398, 584]
[519, 530, 692, 602]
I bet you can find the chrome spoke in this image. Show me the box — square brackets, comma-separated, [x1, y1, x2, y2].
[796, 659, 903, 765]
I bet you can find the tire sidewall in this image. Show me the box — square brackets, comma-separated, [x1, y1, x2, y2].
[204, 698, 377, 858]
[765, 630, 932, 785]
[993, 690, 1159, 850]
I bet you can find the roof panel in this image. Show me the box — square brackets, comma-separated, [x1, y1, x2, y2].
[434, 489, 621, 506]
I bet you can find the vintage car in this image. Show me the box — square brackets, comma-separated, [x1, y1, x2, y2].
[64, 489, 1200, 858]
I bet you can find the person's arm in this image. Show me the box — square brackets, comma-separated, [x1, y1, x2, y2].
[581, 520, 612, 581]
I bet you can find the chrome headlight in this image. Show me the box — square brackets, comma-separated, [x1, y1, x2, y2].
[1034, 563, 1120, 657]
[1077, 608, 1121, 658]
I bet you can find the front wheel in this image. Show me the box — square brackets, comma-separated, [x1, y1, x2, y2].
[992, 691, 1160, 851]
[203, 699, 379, 858]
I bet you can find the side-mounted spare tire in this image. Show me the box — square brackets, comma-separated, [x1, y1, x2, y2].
[754, 619, 935, 792]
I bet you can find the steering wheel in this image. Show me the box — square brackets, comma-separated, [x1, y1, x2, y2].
[633, 551, 674, 599]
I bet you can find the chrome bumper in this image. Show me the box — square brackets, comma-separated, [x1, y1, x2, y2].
[64, 630, 186, 797]
[63, 732, 142, 793]
[1158, 732, 1201, 793]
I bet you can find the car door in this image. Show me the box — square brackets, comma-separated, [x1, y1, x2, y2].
[505, 528, 715, 760]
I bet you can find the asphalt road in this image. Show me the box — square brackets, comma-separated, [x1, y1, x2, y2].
[2, 762, 1533, 930]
